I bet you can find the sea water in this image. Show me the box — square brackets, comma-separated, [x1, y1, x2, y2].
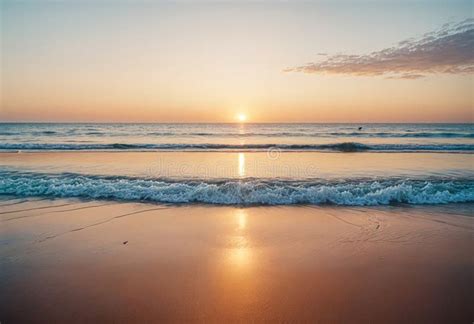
[0, 123, 473, 206]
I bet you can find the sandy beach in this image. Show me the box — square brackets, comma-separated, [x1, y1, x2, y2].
[1, 198, 472, 323]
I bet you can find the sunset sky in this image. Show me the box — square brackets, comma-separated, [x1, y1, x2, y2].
[1, 0, 473, 123]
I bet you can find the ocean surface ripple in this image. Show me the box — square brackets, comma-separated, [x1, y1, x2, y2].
[1, 123, 472, 152]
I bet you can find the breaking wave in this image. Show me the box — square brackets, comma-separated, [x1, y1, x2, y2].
[1, 171, 472, 206]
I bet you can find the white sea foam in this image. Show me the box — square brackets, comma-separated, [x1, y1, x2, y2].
[1, 171, 472, 206]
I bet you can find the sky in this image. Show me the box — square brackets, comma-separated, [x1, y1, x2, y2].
[1, 0, 473, 123]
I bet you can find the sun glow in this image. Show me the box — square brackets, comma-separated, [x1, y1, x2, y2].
[237, 114, 247, 122]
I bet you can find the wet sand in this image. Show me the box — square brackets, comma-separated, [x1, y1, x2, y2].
[1, 198, 472, 323]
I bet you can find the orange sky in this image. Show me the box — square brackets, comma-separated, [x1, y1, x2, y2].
[1, 1, 472, 123]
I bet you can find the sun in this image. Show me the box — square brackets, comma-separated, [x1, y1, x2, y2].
[237, 113, 247, 122]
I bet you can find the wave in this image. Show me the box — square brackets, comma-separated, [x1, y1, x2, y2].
[85, 131, 105, 135]
[30, 131, 57, 135]
[0, 171, 473, 206]
[4, 131, 473, 138]
[0, 142, 473, 152]
[0, 132, 20, 136]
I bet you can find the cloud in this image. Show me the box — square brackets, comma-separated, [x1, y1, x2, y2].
[284, 19, 474, 79]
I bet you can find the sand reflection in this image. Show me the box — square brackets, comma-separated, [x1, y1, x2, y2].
[211, 208, 259, 314]
[238, 209, 247, 230]
[227, 209, 251, 269]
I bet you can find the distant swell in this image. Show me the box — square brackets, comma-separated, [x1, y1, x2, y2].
[1, 142, 473, 152]
[142, 131, 474, 138]
[3, 131, 473, 138]
[0, 171, 473, 206]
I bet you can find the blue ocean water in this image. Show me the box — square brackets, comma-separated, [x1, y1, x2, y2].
[0, 123, 473, 152]
[0, 123, 473, 206]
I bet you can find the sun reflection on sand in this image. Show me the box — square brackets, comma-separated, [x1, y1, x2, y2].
[228, 209, 251, 268]
[214, 208, 258, 312]
[238, 209, 247, 230]
[228, 237, 251, 267]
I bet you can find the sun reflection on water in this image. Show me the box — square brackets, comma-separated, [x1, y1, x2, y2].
[238, 153, 245, 177]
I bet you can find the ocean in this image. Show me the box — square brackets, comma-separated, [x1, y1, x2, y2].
[0, 123, 473, 206]
[0, 123, 473, 152]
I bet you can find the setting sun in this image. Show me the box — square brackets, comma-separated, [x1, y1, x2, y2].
[237, 114, 247, 122]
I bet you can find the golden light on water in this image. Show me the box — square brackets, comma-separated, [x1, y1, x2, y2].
[238, 153, 245, 177]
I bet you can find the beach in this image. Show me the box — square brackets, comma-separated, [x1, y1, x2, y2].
[0, 0, 474, 318]
[1, 198, 472, 322]
[2, 1, 473, 321]
[0, 123, 473, 322]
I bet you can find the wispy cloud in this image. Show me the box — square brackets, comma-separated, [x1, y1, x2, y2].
[284, 19, 474, 79]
